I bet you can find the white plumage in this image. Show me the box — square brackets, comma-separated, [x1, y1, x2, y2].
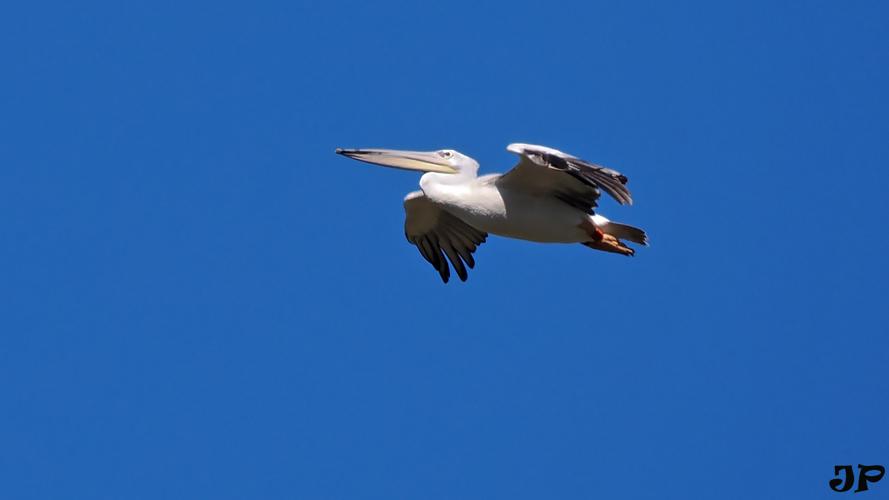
[336, 143, 647, 282]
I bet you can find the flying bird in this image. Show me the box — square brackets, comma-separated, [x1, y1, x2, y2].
[335, 143, 647, 283]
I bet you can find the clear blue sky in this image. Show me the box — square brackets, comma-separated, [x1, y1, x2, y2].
[2, 1, 887, 498]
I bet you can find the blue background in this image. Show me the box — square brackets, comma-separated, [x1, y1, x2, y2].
[2, 1, 887, 498]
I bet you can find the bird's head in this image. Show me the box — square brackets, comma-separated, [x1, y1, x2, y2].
[335, 147, 478, 176]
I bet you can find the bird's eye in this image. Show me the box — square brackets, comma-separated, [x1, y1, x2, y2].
[439, 151, 453, 158]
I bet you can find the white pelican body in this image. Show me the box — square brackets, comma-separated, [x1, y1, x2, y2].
[336, 143, 647, 282]
[419, 174, 589, 243]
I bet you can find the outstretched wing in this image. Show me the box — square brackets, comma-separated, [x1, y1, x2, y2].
[404, 191, 487, 283]
[496, 143, 632, 213]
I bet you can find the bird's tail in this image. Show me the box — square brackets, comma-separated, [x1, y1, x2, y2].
[600, 221, 648, 246]
[591, 215, 648, 246]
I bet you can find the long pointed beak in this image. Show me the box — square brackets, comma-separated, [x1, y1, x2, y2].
[335, 148, 459, 174]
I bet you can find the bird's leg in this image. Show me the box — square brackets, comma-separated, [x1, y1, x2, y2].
[578, 220, 634, 256]
[583, 237, 635, 256]
[579, 219, 605, 241]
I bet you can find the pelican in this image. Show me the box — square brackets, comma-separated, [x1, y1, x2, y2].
[335, 143, 648, 283]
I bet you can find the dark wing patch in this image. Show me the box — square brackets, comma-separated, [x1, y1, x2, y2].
[404, 192, 488, 283]
[525, 149, 632, 206]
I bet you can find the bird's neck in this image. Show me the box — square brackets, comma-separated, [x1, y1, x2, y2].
[420, 169, 477, 188]
[419, 171, 477, 203]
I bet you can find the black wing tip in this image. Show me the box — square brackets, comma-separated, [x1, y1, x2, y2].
[437, 262, 450, 283]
